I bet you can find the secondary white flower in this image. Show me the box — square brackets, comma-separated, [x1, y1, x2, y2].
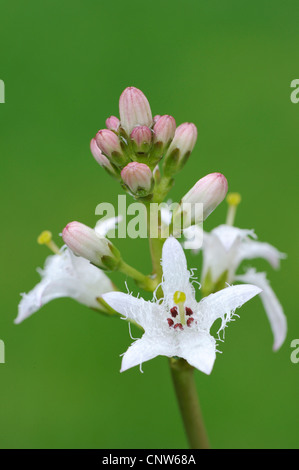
[199, 224, 287, 351]
[15, 217, 120, 324]
[102, 237, 261, 374]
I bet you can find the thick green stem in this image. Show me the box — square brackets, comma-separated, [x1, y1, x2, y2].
[170, 358, 210, 449]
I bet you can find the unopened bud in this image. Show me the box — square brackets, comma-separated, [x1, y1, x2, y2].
[95, 129, 128, 167]
[174, 173, 228, 228]
[130, 125, 152, 153]
[163, 122, 197, 176]
[153, 115, 176, 147]
[62, 221, 121, 270]
[90, 138, 118, 177]
[106, 116, 120, 132]
[119, 87, 153, 135]
[121, 162, 154, 197]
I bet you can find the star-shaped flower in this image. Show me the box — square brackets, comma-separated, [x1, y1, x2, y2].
[102, 237, 261, 374]
[199, 224, 287, 351]
[15, 217, 120, 324]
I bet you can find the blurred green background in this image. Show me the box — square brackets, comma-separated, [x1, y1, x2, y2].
[0, 0, 298, 449]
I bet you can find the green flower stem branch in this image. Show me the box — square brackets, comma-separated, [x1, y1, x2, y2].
[118, 259, 157, 291]
[170, 358, 210, 449]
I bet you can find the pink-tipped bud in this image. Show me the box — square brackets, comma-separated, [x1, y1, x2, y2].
[153, 115, 176, 145]
[95, 129, 122, 158]
[178, 173, 228, 225]
[163, 122, 197, 176]
[121, 162, 154, 196]
[105, 115, 120, 132]
[130, 125, 152, 153]
[62, 221, 121, 270]
[153, 115, 161, 124]
[90, 138, 116, 174]
[119, 87, 153, 135]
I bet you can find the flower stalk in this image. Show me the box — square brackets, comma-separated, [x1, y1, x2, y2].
[169, 358, 210, 449]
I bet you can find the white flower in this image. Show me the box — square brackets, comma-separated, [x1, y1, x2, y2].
[200, 224, 287, 351]
[102, 237, 261, 374]
[15, 217, 121, 324]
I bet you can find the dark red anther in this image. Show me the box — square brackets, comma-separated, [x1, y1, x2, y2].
[174, 323, 183, 330]
[185, 307, 193, 316]
[170, 307, 178, 318]
[187, 317, 194, 327]
[167, 318, 174, 327]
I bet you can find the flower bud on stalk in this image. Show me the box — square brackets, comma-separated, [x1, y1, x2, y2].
[95, 129, 128, 167]
[121, 162, 154, 197]
[130, 126, 152, 154]
[119, 87, 153, 135]
[105, 116, 120, 133]
[90, 138, 119, 179]
[163, 122, 197, 176]
[62, 221, 122, 271]
[173, 173, 228, 230]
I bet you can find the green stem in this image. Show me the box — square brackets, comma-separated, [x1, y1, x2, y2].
[119, 260, 157, 291]
[153, 175, 174, 203]
[170, 358, 210, 449]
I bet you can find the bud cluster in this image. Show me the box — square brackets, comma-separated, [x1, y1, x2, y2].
[90, 86, 198, 198]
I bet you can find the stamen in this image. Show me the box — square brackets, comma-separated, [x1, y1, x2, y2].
[226, 192, 241, 226]
[174, 323, 183, 330]
[170, 307, 178, 318]
[173, 291, 187, 325]
[37, 231, 60, 255]
[167, 318, 174, 327]
[187, 317, 194, 327]
[185, 307, 193, 316]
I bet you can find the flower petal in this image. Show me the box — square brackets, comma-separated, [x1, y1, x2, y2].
[120, 334, 175, 372]
[15, 247, 114, 324]
[94, 216, 122, 238]
[178, 331, 216, 375]
[101, 291, 154, 329]
[212, 224, 256, 252]
[199, 283, 262, 332]
[161, 237, 195, 304]
[235, 269, 287, 351]
[235, 240, 286, 270]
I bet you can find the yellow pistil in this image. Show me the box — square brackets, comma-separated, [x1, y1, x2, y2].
[173, 291, 186, 325]
[226, 192, 241, 226]
[37, 230, 60, 255]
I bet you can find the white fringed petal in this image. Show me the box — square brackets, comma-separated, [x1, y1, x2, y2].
[211, 225, 256, 252]
[199, 284, 262, 332]
[235, 240, 286, 270]
[120, 334, 174, 372]
[161, 237, 195, 305]
[15, 247, 114, 324]
[235, 269, 287, 351]
[178, 331, 216, 375]
[102, 291, 155, 329]
[94, 216, 122, 238]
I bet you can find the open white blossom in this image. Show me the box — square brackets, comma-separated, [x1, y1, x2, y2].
[199, 224, 287, 351]
[15, 217, 121, 324]
[102, 237, 261, 374]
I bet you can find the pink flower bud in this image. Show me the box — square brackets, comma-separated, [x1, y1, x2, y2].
[90, 138, 115, 172]
[95, 129, 122, 157]
[153, 115, 161, 124]
[121, 162, 154, 195]
[62, 221, 121, 270]
[105, 115, 120, 132]
[166, 122, 197, 157]
[119, 87, 153, 135]
[163, 122, 198, 176]
[130, 125, 152, 152]
[153, 115, 176, 145]
[180, 173, 228, 223]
